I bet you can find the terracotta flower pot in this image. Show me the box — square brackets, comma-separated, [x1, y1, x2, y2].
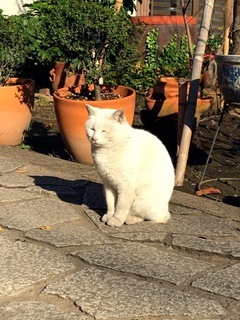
[49, 61, 85, 92]
[53, 85, 136, 165]
[0, 78, 34, 146]
[146, 77, 179, 117]
[146, 77, 212, 121]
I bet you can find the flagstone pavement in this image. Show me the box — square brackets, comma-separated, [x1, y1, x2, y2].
[0, 145, 239, 320]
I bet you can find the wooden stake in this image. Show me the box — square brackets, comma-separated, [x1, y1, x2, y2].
[223, 0, 234, 55]
[175, 0, 215, 186]
[115, 0, 123, 12]
[180, 0, 193, 58]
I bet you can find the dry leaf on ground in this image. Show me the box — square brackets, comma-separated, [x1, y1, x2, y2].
[196, 187, 221, 196]
[38, 225, 51, 230]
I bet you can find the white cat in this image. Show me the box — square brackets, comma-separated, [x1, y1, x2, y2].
[85, 104, 175, 227]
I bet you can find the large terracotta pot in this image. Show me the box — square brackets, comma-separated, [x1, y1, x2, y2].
[215, 54, 240, 104]
[0, 78, 34, 146]
[49, 62, 85, 92]
[53, 85, 136, 165]
[146, 77, 212, 121]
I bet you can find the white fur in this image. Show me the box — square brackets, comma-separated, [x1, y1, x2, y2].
[85, 104, 175, 227]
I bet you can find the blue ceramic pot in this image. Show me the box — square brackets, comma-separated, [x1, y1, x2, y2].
[215, 54, 240, 103]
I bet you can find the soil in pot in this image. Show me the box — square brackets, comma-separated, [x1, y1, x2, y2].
[55, 85, 123, 101]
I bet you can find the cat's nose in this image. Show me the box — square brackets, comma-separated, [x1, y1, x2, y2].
[92, 133, 98, 142]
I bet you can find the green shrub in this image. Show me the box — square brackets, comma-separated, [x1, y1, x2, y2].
[122, 31, 193, 94]
[122, 28, 161, 94]
[0, 11, 30, 85]
[158, 34, 192, 78]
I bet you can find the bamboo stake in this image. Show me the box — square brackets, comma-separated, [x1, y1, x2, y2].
[223, 0, 234, 55]
[177, 79, 189, 156]
[175, 0, 215, 186]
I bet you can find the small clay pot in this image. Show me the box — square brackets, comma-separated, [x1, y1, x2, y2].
[49, 61, 85, 92]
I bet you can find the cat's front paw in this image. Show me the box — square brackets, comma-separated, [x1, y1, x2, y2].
[101, 214, 109, 223]
[107, 216, 124, 227]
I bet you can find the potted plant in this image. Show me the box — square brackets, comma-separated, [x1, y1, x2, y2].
[26, 0, 141, 165]
[143, 32, 216, 121]
[0, 11, 34, 146]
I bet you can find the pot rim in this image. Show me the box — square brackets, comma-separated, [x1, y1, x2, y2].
[5, 77, 35, 86]
[215, 54, 240, 64]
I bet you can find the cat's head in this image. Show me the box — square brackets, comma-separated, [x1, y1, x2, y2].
[85, 104, 127, 147]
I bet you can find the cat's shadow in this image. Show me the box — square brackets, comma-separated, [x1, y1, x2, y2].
[30, 175, 107, 215]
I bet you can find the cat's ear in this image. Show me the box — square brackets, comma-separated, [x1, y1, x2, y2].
[85, 104, 95, 116]
[112, 108, 126, 124]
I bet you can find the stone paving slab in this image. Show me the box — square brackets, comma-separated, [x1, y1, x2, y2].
[0, 172, 34, 187]
[0, 172, 85, 188]
[85, 208, 240, 237]
[0, 187, 42, 203]
[170, 204, 202, 216]
[0, 235, 74, 298]
[171, 190, 240, 221]
[172, 235, 240, 259]
[0, 146, 100, 183]
[27, 185, 79, 196]
[72, 242, 216, 285]
[44, 266, 226, 319]
[83, 182, 106, 211]
[0, 156, 26, 173]
[0, 172, 90, 197]
[0, 197, 80, 231]
[0, 301, 87, 320]
[26, 175, 90, 197]
[25, 221, 113, 247]
[110, 231, 168, 242]
[192, 263, 240, 300]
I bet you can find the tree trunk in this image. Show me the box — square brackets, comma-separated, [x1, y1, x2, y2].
[94, 82, 102, 101]
[94, 0, 123, 100]
[232, 0, 240, 54]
